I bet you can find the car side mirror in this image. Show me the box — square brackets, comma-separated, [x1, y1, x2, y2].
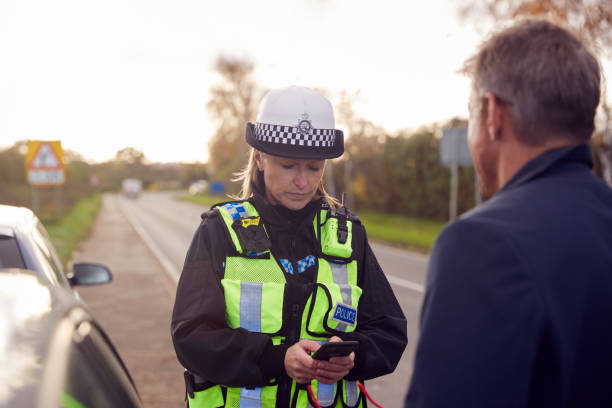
[68, 262, 113, 286]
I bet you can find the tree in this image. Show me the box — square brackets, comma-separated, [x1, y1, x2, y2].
[458, 0, 612, 185]
[115, 147, 147, 165]
[206, 56, 263, 193]
[459, 1, 611, 54]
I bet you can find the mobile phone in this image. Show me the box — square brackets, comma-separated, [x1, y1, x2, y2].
[312, 341, 359, 360]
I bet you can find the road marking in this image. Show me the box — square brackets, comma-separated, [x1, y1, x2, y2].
[118, 197, 180, 286]
[372, 244, 429, 261]
[119, 195, 425, 295]
[385, 274, 425, 294]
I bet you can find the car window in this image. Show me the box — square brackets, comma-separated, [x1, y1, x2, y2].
[0, 236, 25, 268]
[32, 220, 68, 286]
[62, 322, 141, 408]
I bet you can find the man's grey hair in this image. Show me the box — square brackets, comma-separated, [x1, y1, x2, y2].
[463, 19, 601, 145]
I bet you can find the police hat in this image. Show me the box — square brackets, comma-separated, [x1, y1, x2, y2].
[245, 86, 344, 159]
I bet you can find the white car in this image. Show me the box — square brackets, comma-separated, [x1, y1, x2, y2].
[0, 204, 111, 289]
[188, 179, 208, 195]
[122, 178, 143, 199]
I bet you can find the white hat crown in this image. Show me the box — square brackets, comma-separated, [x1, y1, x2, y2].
[256, 86, 335, 129]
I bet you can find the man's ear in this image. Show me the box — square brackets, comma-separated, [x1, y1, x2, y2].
[483, 92, 504, 141]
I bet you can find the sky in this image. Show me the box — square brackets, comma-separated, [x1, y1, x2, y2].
[0, 0, 609, 163]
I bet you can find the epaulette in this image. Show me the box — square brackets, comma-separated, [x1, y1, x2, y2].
[210, 198, 244, 210]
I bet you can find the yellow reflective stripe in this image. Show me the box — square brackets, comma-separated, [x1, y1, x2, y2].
[347, 261, 358, 287]
[61, 393, 85, 408]
[320, 218, 353, 258]
[217, 206, 244, 253]
[225, 256, 286, 283]
[221, 279, 241, 329]
[225, 387, 241, 407]
[216, 201, 264, 255]
[311, 260, 361, 334]
[223, 385, 277, 408]
[221, 278, 284, 334]
[188, 385, 224, 408]
[290, 383, 310, 408]
[260, 282, 284, 333]
[259, 385, 278, 407]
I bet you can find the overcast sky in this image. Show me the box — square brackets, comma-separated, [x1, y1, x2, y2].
[0, 1, 609, 163]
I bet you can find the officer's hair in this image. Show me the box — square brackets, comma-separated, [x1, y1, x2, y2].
[233, 148, 339, 209]
[462, 19, 601, 145]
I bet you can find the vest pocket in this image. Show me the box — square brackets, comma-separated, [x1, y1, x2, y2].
[320, 217, 353, 259]
[188, 385, 224, 408]
[304, 283, 362, 337]
[225, 385, 277, 408]
[221, 279, 284, 334]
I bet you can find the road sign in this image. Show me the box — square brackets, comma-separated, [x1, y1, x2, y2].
[26, 141, 66, 186]
[440, 127, 480, 220]
[440, 127, 473, 167]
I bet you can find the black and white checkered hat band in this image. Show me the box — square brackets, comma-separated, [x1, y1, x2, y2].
[254, 122, 336, 147]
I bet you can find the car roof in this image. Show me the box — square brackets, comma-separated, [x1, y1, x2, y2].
[0, 268, 86, 407]
[0, 204, 36, 237]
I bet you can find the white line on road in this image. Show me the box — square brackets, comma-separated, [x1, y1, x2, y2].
[371, 242, 430, 262]
[119, 195, 426, 294]
[118, 198, 180, 286]
[385, 274, 425, 293]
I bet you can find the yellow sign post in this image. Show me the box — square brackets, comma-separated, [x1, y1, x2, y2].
[26, 140, 66, 186]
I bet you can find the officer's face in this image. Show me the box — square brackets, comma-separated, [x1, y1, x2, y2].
[256, 152, 326, 211]
[468, 85, 500, 201]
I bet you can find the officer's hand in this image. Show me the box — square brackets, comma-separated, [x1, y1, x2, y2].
[315, 336, 355, 384]
[284, 340, 319, 383]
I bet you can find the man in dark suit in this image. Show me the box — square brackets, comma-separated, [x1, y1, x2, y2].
[405, 19, 612, 407]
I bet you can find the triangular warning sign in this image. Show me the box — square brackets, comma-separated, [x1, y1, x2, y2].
[32, 143, 60, 168]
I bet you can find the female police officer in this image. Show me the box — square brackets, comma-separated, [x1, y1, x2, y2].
[171, 86, 407, 408]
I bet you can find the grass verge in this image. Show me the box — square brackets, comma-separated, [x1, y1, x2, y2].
[175, 193, 229, 208]
[44, 194, 102, 266]
[358, 212, 445, 253]
[175, 193, 446, 252]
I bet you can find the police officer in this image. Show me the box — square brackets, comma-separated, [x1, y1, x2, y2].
[172, 86, 407, 408]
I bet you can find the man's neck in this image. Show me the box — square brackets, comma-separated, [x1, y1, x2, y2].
[497, 137, 577, 189]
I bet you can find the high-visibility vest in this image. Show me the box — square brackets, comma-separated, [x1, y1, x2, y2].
[187, 200, 365, 408]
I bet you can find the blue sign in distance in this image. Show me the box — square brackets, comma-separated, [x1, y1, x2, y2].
[209, 181, 225, 195]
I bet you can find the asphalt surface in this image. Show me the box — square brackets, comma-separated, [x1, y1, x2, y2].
[77, 192, 430, 408]
[74, 194, 185, 408]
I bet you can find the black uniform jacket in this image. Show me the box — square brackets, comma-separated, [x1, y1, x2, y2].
[171, 188, 407, 388]
[406, 144, 612, 407]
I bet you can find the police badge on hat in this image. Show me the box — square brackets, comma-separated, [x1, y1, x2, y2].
[298, 113, 312, 135]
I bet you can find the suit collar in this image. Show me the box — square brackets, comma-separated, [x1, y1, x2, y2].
[498, 144, 593, 194]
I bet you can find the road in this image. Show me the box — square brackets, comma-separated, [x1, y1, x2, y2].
[119, 191, 428, 408]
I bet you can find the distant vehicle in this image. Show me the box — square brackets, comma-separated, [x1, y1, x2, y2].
[0, 268, 143, 408]
[122, 178, 142, 199]
[188, 179, 208, 195]
[0, 204, 112, 290]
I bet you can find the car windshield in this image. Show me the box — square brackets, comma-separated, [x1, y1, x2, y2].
[32, 220, 68, 286]
[0, 235, 26, 269]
